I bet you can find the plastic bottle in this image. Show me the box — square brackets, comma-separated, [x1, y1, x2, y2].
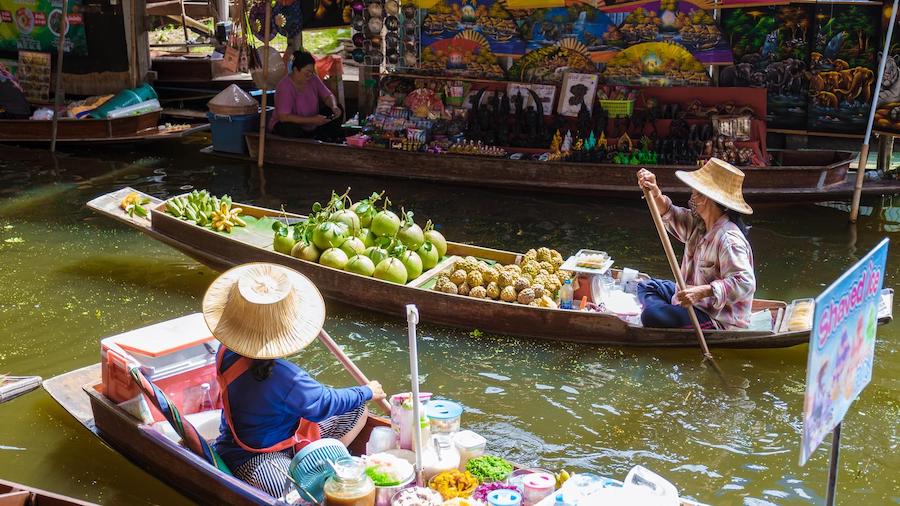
[198, 383, 214, 411]
[559, 279, 574, 310]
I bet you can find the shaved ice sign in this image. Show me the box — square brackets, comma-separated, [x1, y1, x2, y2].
[800, 238, 888, 466]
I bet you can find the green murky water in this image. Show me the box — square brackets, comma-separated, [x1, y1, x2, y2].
[0, 140, 898, 505]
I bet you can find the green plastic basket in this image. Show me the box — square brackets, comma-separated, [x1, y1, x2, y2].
[599, 99, 635, 118]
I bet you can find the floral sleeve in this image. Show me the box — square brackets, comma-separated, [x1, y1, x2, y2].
[708, 231, 755, 311]
[659, 195, 699, 244]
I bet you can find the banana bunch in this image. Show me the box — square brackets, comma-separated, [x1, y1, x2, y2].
[211, 202, 246, 232]
[165, 190, 246, 233]
[120, 192, 151, 218]
[555, 469, 571, 489]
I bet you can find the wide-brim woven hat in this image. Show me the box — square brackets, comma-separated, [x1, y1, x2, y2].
[203, 263, 326, 359]
[675, 157, 753, 215]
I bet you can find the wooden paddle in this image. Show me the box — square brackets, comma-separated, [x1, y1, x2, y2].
[317, 329, 391, 414]
[640, 185, 732, 387]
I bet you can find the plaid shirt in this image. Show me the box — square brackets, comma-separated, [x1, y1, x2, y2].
[660, 197, 756, 329]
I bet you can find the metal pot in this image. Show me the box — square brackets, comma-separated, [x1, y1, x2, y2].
[376, 472, 415, 506]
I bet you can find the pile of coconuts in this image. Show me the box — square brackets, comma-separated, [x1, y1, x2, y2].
[272, 190, 447, 285]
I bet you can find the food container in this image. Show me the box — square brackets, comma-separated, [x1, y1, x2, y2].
[366, 426, 398, 455]
[375, 472, 415, 506]
[486, 489, 522, 506]
[422, 435, 461, 482]
[452, 430, 486, 470]
[390, 392, 432, 450]
[427, 400, 463, 434]
[323, 456, 376, 506]
[521, 473, 555, 506]
[391, 486, 443, 506]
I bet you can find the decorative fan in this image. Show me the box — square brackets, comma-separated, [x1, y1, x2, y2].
[456, 29, 489, 49]
[557, 37, 588, 54]
[248, 0, 277, 41]
[273, 0, 302, 38]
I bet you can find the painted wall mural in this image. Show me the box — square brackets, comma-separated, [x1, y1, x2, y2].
[720, 5, 811, 130]
[807, 4, 880, 134]
[875, 5, 900, 135]
[420, 0, 524, 56]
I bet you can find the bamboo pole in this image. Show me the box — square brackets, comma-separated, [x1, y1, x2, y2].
[850, 0, 899, 223]
[179, 0, 190, 49]
[641, 186, 730, 386]
[256, 0, 272, 168]
[50, 0, 69, 153]
[317, 329, 390, 414]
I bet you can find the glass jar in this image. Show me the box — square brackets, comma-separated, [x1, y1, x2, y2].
[324, 457, 376, 506]
[421, 435, 461, 482]
[427, 399, 463, 435]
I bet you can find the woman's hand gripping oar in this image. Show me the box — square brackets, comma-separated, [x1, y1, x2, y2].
[317, 329, 392, 414]
[638, 173, 744, 391]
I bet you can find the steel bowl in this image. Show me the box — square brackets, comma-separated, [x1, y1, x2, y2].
[375, 472, 415, 506]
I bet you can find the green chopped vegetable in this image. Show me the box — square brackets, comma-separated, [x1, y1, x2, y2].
[465, 455, 513, 483]
[366, 466, 402, 487]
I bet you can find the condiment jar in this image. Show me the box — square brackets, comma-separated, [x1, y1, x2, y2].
[451, 430, 486, 471]
[427, 400, 463, 434]
[324, 456, 376, 506]
[521, 472, 555, 506]
[486, 489, 522, 506]
[421, 435, 460, 482]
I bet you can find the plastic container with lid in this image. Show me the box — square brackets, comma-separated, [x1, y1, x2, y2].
[323, 456, 376, 506]
[421, 435, 460, 482]
[390, 392, 432, 451]
[521, 472, 555, 506]
[487, 489, 522, 506]
[427, 399, 463, 434]
[452, 430, 486, 471]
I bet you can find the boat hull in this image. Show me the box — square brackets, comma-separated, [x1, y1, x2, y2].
[0, 111, 209, 143]
[241, 134, 891, 201]
[85, 188, 874, 349]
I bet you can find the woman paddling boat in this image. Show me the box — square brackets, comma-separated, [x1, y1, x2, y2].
[636, 158, 756, 330]
[205, 262, 387, 498]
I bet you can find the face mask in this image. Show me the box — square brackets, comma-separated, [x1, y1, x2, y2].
[688, 194, 701, 217]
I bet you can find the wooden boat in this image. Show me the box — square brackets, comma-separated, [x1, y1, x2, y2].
[0, 478, 98, 505]
[0, 111, 209, 144]
[88, 188, 894, 348]
[46, 360, 708, 506]
[0, 375, 41, 404]
[243, 134, 900, 202]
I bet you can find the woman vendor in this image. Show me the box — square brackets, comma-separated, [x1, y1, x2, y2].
[269, 50, 343, 140]
[205, 262, 386, 497]
[635, 158, 756, 330]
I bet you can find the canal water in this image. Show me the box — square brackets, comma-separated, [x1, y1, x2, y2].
[0, 140, 897, 505]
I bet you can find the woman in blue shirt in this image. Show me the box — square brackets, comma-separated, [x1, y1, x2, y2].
[203, 263, 386, 498]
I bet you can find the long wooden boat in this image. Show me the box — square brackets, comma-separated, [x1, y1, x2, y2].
[243, 134, 900, 201]
[0, 478, 98, 505]
[88, 188, 894, 348]
[47, 359, 709, 506]
[0, 111, 209, 143]
[0, 375, 41, 404]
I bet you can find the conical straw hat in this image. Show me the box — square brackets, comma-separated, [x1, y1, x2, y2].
[675, 158, 753, 215]
[203, 263, 326, 359]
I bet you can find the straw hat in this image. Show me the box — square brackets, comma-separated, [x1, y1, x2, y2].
[675, 158, 753, 215]
[203, 263, 326, 359]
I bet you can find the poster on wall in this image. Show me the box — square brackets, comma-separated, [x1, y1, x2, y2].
[874, 7, 900, 135]
[603, 0, 732, 65]
[799, 238, 887, 466]
[0, 0, 86, 55]
[420, 0, 524, 56]
[507, 82, 556, 115]
[558, 72, 598, 116]
[807, 3, 880, 134]
[719, 5, 811, 130]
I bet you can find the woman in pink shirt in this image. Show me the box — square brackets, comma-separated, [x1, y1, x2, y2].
[635, 158, 756, 330]
[270, 50, 343, 139]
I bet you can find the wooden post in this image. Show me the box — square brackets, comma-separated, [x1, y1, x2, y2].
[179, 0, 191, 49]
[851, 0, 899, 222]
[50, 0, 69, 152]
[256, 0, 272, 168]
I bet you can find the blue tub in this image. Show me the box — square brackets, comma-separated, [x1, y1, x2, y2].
[207, 111, 260, 154]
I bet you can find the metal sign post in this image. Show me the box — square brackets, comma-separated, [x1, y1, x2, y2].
[825, 422, 842, 506]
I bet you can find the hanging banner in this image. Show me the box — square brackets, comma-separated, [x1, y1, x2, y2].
[799, 238, 888, 466]
[0, 0, 86, 54]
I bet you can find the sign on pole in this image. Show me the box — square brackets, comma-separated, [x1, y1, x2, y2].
[800, 238, 889, 466]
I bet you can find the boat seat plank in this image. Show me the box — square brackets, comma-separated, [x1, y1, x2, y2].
[43, 364, 101, 432]
[407, 255, 459, 288]
[0, 491, 29, 506]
